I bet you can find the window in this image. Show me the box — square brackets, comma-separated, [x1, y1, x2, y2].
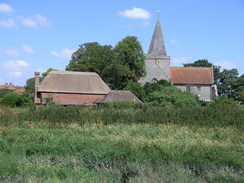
[197, 86, 201, 91]
[152, 78, 158, 83]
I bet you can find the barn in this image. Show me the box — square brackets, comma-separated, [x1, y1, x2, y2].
[34, 71, 110, 105]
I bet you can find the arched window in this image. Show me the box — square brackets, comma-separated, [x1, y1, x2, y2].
[152, 78, 158, 83]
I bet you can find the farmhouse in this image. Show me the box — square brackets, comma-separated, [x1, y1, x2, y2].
[34, 71, 110, 105]
[139, 17, 218, 101]
[34, 71, 141, 105]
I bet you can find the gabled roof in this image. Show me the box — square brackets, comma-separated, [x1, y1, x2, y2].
[38, 71, 110, 94]
[147, 17, 167, 57]
[170, 67, 214, 85]
[96, 90, 142, 103]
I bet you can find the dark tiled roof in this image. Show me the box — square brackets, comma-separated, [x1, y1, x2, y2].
[96, 90, 142, 103]
[170, 67, 214, 85]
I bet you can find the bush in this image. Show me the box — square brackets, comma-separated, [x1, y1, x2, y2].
[147, 86, 200, 107]
[17, 92, 34, 107]
[0, 89, 14, 98]
[2, 92, 20, 108]
[103, 101, 135, 109]
[123, 80, 146, 101]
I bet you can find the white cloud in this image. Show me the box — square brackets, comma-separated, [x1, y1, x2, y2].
[35, 14, 50, 27]
[214, 60, 237, 70]
[118, 8, 151, 20]
[169, 40, 177, 44]
[172, 57, 192, 64]
[22, 45, 34, 54]
[8, 71, 23, 78]
[3, 60, 30, 71]
[3, 47, 19, 56]
[17, 14, 50, 28]
[0, 3, 14, 13]
[51, 49, 75, 59]
[18, 16, 37, 28]
[0, 18, 17, 28]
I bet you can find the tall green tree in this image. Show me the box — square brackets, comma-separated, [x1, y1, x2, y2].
[66, 42, 117, 87]
[217, 69, 239, 97]
[114, 36, 146, 81]
[66, 37, 146, 90]
[66, 42, 114, 77]
[233, 74, 244, 103]
[25, 78, 36, 94]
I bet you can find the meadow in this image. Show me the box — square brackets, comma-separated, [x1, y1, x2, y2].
[0, 105, 243, 182]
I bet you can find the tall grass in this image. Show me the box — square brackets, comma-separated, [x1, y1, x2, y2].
[0, 124, 243, 182]
[0, 105, 243, 130]
[0, 105, 243, 182]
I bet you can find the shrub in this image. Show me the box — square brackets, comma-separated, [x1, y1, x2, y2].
[0, 89, 14, 98]
[147, 86, 200, 107]
[103, 101, 135, 109]
[2, 92, 20, 108]
[123, 80, 146, 101]
[17, 92, 34, 107]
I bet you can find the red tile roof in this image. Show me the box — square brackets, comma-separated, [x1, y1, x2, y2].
[0, 83, 25, 93]
[170, 67, 214, 85]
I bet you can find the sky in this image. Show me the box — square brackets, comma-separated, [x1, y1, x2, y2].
[0, 0, 244, 86]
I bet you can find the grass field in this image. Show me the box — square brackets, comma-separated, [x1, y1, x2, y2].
[0, 106, 243, 182]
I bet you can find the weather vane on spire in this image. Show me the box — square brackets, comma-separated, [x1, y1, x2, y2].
[157, 10, 160, 17]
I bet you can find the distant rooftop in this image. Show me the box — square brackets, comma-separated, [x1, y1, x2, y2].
[170, 67, 214, 85]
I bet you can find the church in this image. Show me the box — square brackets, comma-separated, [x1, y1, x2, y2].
[139, 17, 217, 101]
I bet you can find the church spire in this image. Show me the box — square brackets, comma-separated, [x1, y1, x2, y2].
[147, 17, 167, 57]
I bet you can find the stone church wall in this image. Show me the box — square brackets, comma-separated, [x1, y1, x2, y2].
[174, 84, 212, 101]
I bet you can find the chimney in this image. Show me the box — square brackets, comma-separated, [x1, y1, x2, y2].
[34, 71, 40, 104]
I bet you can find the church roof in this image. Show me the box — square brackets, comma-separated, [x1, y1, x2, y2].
[38, 71, 110, 94]
[147, 17, 167, 57]
[96, 90, 142, 103]
[170, 67, 214, 85]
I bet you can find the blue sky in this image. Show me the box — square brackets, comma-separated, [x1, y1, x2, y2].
[1, 0, 244, 86]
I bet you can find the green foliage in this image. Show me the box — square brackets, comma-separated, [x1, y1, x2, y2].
[42, 68, 58, 77]
[142, 80, 199, 107]
[232, 74, 244, 103]
[17, 92, 34, 107]
[147, 86, 200, 107]
[183, 59, 243, 100]
[103, 101, 135, 109]
[25, 77, 43, 94]
[123, 80, 146, 101]
[0, 89, 14, 98]
[218, 69, 239, 97]
[2, 92, 20, 107]
[114, 36, 146, 81]
[66, 42, 114, 75]
[143, 79, 171, 96]
[43, 94, 55, 105]
[0, 122, 243, 182]
[66, 36, 145, 89]
[1, 104, 243, 129]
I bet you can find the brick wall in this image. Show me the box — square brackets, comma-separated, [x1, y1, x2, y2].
[39, 92, 106, 105]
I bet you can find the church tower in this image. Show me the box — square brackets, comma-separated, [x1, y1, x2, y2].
[139, 17, 170, 85]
